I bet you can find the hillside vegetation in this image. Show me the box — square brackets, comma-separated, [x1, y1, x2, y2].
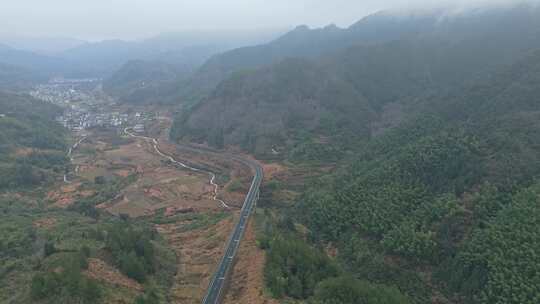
[0, 63, 44, 90]
[0, 92, 68, 190]
[296, 49, 540, 303]
[251, 51, 540, 303]
[103, 60, 190, 104]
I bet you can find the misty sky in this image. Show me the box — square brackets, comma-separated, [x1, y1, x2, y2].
[0, 0, 528, 40]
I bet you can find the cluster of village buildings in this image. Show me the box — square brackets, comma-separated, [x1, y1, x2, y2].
[56, 110, 132, 131]
[30, 79, 151, 133]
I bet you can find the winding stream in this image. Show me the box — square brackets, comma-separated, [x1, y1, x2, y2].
[64, 136, 88, 183]
[124, 127, 230, 209]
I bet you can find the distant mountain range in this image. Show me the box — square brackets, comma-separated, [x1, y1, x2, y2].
[0, 36, 86, 55]
[0, 29, 285, 89]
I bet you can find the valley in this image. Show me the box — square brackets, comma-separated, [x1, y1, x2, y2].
[2, 2, 540, 304]
[0, 81, 272, 303]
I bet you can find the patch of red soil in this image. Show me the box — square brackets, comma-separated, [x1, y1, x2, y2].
[80, 190, 95, 198]
[77, 165, 92, 173]
[52, 197, 75, 208]
[114, 169, 132, 177]
[261, 163, 286, 181]
[84, 258, 143, 292]
[13, 148, 33, 157]
[144, 187, 163, 198]
[47, 182, 86, 208]
[33, 218, 57, 229]
[164, 207, 195, 217]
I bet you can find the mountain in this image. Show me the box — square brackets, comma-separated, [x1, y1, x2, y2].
[0, 36, 86, 55]
[172, 4, 540, 157]
[170, 3, 540, 107]
[63, 40, 222, 78]
[0, 30, 284, 82]
[62, 40, 141, 72]
[172, 12, 444, 105]
[62, 29, 284, 77]
[0, 62, 45, 90]
[99, 29, 286, 104]
[103, 60, 190, 104]
[298, 47, 540, 304]
[0, 43, 71, 77]
[0, 37, 217, 80]
[173, 57, 375, 154]
[0, 43, 103, 79]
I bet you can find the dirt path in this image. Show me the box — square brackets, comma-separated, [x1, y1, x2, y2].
[124, 127, 230, 209]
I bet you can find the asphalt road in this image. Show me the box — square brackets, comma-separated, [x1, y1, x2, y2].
[200, 153, 264, 304]
[124, 127, 264, 303]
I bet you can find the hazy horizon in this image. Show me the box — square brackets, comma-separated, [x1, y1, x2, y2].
[1, 0, 535, 42]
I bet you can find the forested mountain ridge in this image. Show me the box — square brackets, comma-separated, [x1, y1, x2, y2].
[253, 44, 540, 304]
[168, 3, 540, 108]
[297, 45, 540, 304]
[172, 4, 540, 159]
[170, 9, 445, 106]
[173, 57, 374, 155]
[0, 91, 68, 190]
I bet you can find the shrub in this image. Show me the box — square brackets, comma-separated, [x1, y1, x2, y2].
[264, 236, 340, 299]
[310, 276, 410, 304]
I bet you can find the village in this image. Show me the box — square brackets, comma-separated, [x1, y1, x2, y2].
[30, 78, 152, 133]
